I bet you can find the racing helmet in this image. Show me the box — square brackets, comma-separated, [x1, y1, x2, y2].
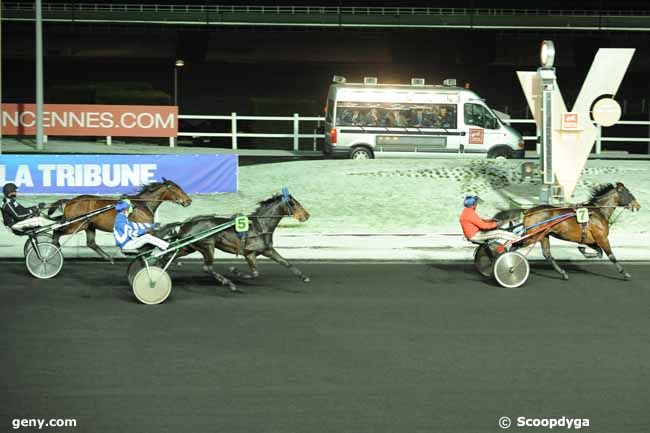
[463, 195, 481, 208]
[115, 199, 134, 215]
[2, 183, 18, 198]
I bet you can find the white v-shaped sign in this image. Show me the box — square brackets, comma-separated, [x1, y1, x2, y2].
[518, 48, 635, 201]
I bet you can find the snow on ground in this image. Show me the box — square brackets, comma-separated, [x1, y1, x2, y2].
[2, 158, 649, 260]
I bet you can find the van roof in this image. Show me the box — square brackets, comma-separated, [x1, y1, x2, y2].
[331, 83, 466, 91]
[329, 83, 482, 102]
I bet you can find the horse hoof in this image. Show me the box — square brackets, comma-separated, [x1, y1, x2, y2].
[228, 266, 236, 273]
[623, 273, 631, 281]
[302, 276, 311, 283]
[229, 284, 241, 293]
[561, 273, 569, 281]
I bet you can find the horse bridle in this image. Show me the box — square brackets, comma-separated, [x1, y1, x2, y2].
[281, 186, 295, 216]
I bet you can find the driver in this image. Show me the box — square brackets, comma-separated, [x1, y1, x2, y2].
[1, 183, 52, 232]
[459, 195, 519, 243]
[113, 199, 170, 251]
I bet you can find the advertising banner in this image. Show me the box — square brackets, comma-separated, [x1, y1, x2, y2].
[0, 154, 237, 194]
[1, 104, 178, 137]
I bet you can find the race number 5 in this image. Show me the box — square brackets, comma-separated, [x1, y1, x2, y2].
[576, 208, 589, 224]
[235, 215, 250, 233]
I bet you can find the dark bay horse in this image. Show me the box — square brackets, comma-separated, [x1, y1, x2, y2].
[497, 182, 640, 281]
[50, 178, 192, 262]
[155, 190, 310, 291]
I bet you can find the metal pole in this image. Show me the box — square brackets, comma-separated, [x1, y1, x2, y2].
[36, 0, 45, 150]
[173, 66, 178, 107]
[293, 113, 299, 151]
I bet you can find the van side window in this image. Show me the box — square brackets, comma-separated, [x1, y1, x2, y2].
[464, 103, 499, 129]
[335, 102, 458, 129]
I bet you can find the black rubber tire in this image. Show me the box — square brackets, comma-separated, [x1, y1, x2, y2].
[473, 244, 495, 278]
[349, 147, 374, 160]
[127, 259, 146, 286]
[488, 147, 514, 159]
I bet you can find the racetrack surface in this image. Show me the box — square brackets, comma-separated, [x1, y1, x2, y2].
[1, 261, 649, 433]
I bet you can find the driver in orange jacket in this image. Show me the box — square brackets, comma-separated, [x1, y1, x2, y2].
[459, 195, 518, 243]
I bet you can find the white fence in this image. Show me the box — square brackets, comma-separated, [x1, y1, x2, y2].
[505, 119, 650, 154]
[175, 113, 324, 151]
[171, 113, 650, 154]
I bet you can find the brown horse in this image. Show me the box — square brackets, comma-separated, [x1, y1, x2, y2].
[518, 182, 640, 281]
[51, 178, 192, 262]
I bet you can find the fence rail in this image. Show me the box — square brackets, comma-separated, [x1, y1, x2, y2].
[173, 113, 650, 154]
[4, 3, 650, 16]
[176, 113, 323, 151]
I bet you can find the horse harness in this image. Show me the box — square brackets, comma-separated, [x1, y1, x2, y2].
[235, 189, 294, 256]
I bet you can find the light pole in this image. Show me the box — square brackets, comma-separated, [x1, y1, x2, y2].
[173, 59, 184, 107]
[36, 0, 44, 150]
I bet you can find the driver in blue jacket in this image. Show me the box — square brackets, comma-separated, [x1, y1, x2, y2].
[113, 199, 170, 251]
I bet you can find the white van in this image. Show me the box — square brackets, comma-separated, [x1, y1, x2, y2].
[323, 76, 524, 159]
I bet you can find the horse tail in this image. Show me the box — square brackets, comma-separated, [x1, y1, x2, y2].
[47, 199, 69, 216]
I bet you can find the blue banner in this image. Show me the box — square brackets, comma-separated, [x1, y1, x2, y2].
[0, 154, 238, 194]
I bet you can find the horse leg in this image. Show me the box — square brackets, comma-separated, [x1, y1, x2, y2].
[593, 233, 630, 280]
[577, 244, 603, 259]
[229, 252, 260, 280]
[52, 228, 62, 247]
[262, 248, 310, 283]
[196, 244, 238, 292]
[86, 225, 114, 264]
[541, 236, 568, 280]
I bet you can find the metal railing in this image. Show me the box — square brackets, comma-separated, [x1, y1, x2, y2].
[175, 113, 323, 151]
[504, 118, 650, 153]
[4, 3, 650, 16]
[172, 114, 650, 154]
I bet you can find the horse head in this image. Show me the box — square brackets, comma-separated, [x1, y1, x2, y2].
[615, 182, 640, 211]
[280, 187, 309, 222]
[160, 177, 192, 207]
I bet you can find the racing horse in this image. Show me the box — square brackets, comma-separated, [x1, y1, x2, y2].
[154, 188, 310, 291]
[496, 182, 640, 281]
[49, 178, 192, 262]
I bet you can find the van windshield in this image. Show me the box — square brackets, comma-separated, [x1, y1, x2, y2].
[464, 103, 500, 129]
[335, 102, 457, 129]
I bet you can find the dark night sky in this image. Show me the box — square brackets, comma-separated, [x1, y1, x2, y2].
[3, 1, 650, 150]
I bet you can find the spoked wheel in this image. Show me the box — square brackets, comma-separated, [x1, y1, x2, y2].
[127, 259, 146, 286]
[132, 266, 172, 305]
[23, 234, 54, 257]
[473, 244, 495, 278]
[493, 251, 530, 288]
[25, 242, 64, 279]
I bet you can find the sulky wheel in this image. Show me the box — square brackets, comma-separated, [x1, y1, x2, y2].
[473, 244, 494, 278]
[127, 259, 146, 286]
[493, 251, 530, 288]
[25, 242, 64, 279]
[132, 266, 172, 305]
[23, 233, 54, 257]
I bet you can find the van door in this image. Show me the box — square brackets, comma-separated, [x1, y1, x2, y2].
[462, 102, 501, 154]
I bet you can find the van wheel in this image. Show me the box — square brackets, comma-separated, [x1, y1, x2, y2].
[350, 147, 373, 160]
[488, 147, 514, 159]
